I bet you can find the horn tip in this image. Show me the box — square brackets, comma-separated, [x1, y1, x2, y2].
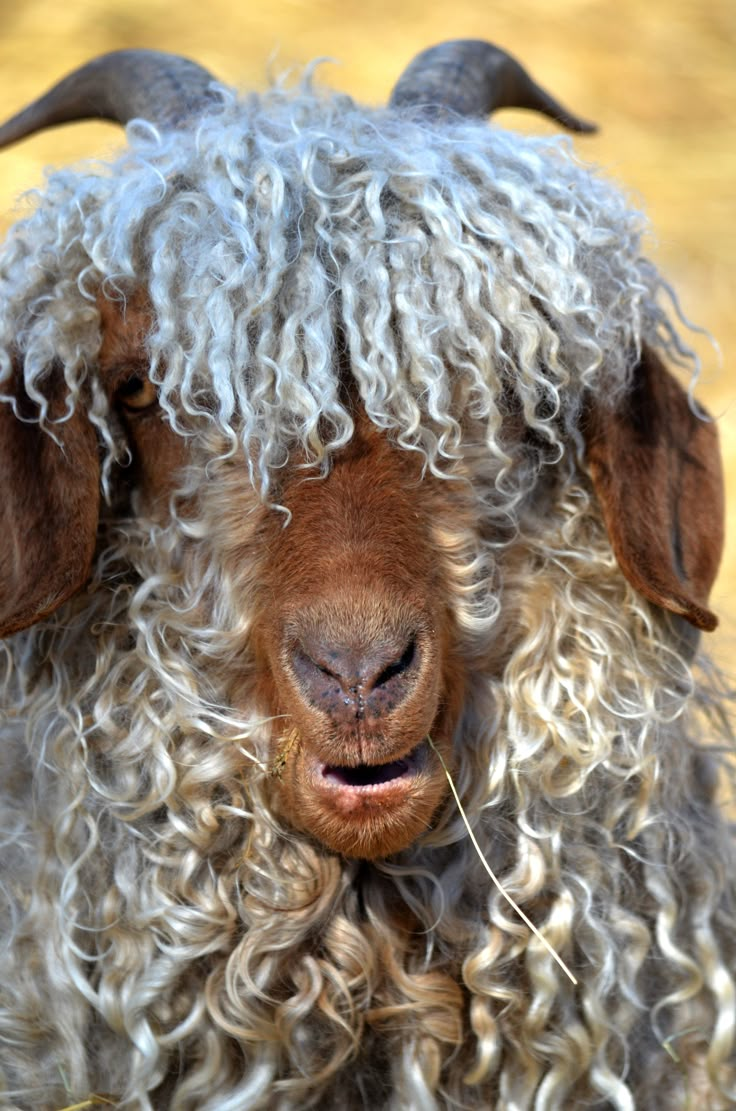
[567, 117, 599, 136]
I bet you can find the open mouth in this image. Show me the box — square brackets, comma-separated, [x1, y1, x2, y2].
[321, 739, 427, 790]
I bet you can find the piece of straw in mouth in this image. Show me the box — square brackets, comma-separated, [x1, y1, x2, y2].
[427, 735, 578, 986]
[270, 727, 302, 778]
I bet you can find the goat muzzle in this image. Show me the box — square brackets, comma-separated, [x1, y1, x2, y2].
[267, 610, 456, 857]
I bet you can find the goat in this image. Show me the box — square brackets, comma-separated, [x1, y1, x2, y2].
[0, 40, 734, 1110]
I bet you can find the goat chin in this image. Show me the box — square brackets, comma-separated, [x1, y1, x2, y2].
[279, 746, 448, 859]
[273, 721, 457, 859]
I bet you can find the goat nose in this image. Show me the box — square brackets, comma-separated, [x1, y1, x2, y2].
[291, 633, 419, 722]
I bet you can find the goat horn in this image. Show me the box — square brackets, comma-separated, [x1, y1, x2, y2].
[389, 39, 597, 133]
[0, 49, 219, 150]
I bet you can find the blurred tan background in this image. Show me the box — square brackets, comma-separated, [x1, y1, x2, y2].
[0, 0, 734, 659]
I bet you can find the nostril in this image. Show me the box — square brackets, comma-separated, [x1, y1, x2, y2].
[291, 643, 348, 695]
[293, 647, 338, 682]
[374, 637, 416, 689]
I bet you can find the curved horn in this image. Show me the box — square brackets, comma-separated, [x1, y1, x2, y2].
[0, 49, 220, 150]
[389, 39, 597, 133]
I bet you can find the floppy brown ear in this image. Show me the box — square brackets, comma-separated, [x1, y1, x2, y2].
[584, 347, 724, 632]
[0, 361, 100, 637]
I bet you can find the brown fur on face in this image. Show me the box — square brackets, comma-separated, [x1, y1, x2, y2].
[252, 412, 470, 858]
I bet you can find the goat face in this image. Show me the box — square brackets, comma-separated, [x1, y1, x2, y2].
[97, 294, 470, 860]
[256, 411, 469, 858]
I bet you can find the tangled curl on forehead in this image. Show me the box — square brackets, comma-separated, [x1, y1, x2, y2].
[0, 79, 693, 494]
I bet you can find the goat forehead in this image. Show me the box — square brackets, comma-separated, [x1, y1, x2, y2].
[278, 419, 430, 525]
[260, 420, 460, 578]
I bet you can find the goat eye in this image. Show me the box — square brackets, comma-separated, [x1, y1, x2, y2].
[117, 375, 158, 411]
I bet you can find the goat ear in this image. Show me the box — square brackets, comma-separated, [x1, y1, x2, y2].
[584, 347, 724, 632]
[0, 362, 100, 637]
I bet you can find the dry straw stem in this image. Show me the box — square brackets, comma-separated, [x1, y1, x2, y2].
[660, 1027, 703, 1111]
[427, 735, 578, 986]
[270, 727, 302, 778]
[56, 1098, 116, 1110]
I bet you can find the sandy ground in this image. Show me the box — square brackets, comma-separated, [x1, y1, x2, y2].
[0, 0, 733, 664]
